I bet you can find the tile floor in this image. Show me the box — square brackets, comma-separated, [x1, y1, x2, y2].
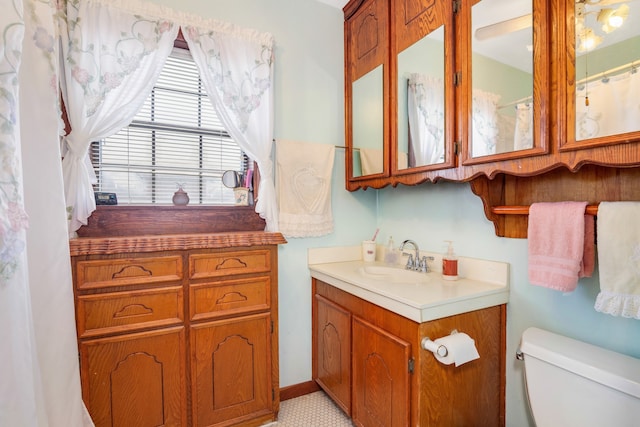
[270, 391, 354, 426]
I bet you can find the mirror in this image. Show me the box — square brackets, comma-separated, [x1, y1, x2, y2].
[222, 170, 242, 188]
[397, 27, 446, 169]
[352, 65, 384, 177]
[470, 0, 534, 157]
[574, 0, 640, 141]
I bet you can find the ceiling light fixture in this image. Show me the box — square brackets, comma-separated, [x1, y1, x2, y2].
[577, 27, 603, 51]
[597, 4, 629, 33]
[575, 0, 630, 52]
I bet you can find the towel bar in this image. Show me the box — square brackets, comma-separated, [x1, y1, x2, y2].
[491, 204, 600, 216]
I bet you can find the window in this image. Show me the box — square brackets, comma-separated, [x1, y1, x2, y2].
[91, 48, 248, 205]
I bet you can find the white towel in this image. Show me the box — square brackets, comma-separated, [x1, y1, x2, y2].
[277, 140, 335, 238]
[359, 149, 407, 174]
[359, 148, 383, 175]
[595, 202, 640, 319]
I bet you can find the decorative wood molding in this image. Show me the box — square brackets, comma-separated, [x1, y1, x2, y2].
[70, 232, 287, 256]
[76, 205, 266, 238]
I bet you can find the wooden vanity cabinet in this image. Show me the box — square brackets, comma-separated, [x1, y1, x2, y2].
[71, 234, 284, 427]
[312, 279, 506, 427]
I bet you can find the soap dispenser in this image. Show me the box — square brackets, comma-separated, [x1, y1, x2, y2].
[442, 240, 458, 281]
[384, 236, 398, 265]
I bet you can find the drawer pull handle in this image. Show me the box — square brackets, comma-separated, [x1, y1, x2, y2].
[215, 258, 247, 270]
[114, 304, 153, 318]
[112, 265, 153, 279]
[216, 292, 248, 305]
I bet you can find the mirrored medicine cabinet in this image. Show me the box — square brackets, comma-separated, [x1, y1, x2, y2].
[563, 0, 640, 150]
[394, 0, 455, 175]
[463, 0, 549, 163]
[344, 0, 551, 189]
[344, 0, 640, 191]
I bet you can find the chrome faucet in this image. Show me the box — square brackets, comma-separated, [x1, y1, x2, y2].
[400, 239, 420, 271]
[400, 239, 432, 273]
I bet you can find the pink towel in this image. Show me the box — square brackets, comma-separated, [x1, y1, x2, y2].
[528, 202, 592, 292]
[580, 214, 595, 278]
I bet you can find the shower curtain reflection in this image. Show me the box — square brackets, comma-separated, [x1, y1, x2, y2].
[407, 74, 445, 167]
[576, 68, 640, 140]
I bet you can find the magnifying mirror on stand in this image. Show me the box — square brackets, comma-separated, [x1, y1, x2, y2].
[222, 170, 252, 206]
[222, 170, 243, 188]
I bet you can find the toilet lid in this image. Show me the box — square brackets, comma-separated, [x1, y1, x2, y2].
[520, 327, 640, 399]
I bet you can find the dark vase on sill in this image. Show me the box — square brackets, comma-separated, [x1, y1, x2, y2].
[172, 187, 189, 206]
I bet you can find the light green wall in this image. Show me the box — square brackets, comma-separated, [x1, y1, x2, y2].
[576, 35, 640, 77]
[148, 2, 640, 426]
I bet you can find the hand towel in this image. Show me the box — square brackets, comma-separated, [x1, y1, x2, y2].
[595, 202, 640, 318]
[528, 201, 589, 292]
[277, 140, 335, 238]
[580, 214, 595, 278]
[359, 148, 383, 175]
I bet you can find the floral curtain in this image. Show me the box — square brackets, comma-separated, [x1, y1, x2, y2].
[2, 0, 92, 425]
[0, 1, 34, 425]
[472, 88, 500, 157]
[407, 73, 445, 166]
[58, 0, 179, 231]
[0, 0, 28, 282]
[183, 22, 277, 231]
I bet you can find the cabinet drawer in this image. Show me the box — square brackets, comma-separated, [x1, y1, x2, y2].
[190, 277, 270, 321]
[77, 286, 183, 338]
[189, 250, 271, 279]
[75, 256, 182, 291]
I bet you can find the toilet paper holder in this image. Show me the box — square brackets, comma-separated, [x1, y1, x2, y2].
[421, 329, 459, 357]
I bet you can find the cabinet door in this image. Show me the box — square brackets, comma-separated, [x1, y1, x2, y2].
[461, 0, 550, 165]
[314, 295, 352, 415]
[345, 0, 390, 187]
[352, 316, 411, 427]
[80, 326, 186, 427]
[191, 313, 272, 427]
[394, 0, 457, 177]
[561, 0, 640, 151]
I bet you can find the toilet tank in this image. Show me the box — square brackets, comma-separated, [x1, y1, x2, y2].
[519, 327, 640, 427]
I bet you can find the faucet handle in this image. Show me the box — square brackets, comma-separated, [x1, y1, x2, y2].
[405, 254, 415, 270]
[419, 256, 434, 273]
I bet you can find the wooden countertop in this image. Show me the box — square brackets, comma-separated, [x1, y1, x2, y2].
[69, 231, 287, 256]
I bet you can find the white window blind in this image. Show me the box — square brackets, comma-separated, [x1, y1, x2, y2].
[91, 48, 248, 205]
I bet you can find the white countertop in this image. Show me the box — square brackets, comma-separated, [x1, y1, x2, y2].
[308, 245, 509, 323]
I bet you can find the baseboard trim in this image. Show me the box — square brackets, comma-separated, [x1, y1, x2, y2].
[280, 380, 321, 401]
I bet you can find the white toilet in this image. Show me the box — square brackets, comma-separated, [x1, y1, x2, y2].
[518, 327, 640, 427]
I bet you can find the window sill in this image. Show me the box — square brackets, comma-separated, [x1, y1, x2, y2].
[76, 205, 265, 238]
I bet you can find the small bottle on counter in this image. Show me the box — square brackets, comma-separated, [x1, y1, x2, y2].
[384, 236, 398, 265]
[442, 240, 458, 281]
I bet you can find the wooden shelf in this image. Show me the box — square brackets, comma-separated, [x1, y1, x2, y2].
[470, 165, 640, 238]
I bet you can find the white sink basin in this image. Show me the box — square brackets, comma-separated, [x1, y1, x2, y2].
[358, 265, 430, 285]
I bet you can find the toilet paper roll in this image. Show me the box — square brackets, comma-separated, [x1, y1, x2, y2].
[433, 332, 480, 367]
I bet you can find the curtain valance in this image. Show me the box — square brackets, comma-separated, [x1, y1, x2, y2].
[58, 0, 277, 232]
